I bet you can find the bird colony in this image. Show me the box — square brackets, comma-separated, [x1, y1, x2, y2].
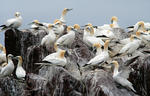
[0, 8, 150, 93]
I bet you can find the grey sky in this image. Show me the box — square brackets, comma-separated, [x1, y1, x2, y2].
[0, 0, 150, 45]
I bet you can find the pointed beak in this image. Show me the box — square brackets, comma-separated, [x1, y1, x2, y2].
[67, 8, 73, 11]
[28, 22, 34, 25]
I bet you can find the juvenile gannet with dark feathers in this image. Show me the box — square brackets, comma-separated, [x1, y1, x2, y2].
[56, 26, 75, 47]
[15, 56, 26, 79]
[0, 12, 22, 32]
[111, 61, 136, 92]
[84, 40, 110, 67]
[59, 8, 73, 23]
[41, 24, 56, 50]
[43, 50, 67, 66]
[0, 44, 6, 64]
[0, 54, 14, 78]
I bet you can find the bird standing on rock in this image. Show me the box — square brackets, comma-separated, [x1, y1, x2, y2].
[0, 54, 14, 78]
[14, 56, 26, 79]
[111, 61, 136, 92]
[0, 12, 22, 32]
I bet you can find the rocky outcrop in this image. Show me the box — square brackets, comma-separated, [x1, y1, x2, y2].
[0, 28, 149, 96]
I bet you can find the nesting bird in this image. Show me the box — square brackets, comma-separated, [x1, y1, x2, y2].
[42, 50, 67, 66]
[0, 12, 22, 32]
[0, 54, 14, 78]
[84, 40, 110, 67]
[15, 56, 26, 79]
[111, 61, 136, 92]
[41, 24, 56, 51]
[56, 26, 75, 48]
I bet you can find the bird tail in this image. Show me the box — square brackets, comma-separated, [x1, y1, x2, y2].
[0, 25, 7, 32]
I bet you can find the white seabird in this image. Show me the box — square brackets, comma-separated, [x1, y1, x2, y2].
[111, 61, 136, 92]
[117, 35, 141, 56]
[15, 56, 26, 79]
[41, 24, 56, 50]
[54, 20, 65, 35]
[93, 43, 102, 56]
[0, 44, 6, 64]
[59, 8, 73, 23]
[84, 40, 110, 67]
[56, 26, 75, 47]
[73, 24, 80, 31]
[111, 16, 119, 28]
[42, 50, 67, 66]
[0, 12, 22, 32]
[0, 54, 14, 78]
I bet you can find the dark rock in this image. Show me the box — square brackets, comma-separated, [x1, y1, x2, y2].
[0, 28, 149, 96]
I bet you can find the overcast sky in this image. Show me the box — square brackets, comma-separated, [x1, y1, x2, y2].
[0, 0, 150, 45]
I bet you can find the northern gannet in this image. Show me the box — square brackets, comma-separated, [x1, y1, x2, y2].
[111, 61, 136, 92]
[0, 12, 22, 32]
[127, 21, 146, 32]
[0, 44, 6, 64]
[56, 26, 75, 47]
[73, 24, 80, 31]
[54, 20, 65, 35]
[111, 16, 119, 28]
[59, 8, 73, 23]
[117, 35, 141, 56]
[15, 56, 26, 79]
[41, 24, 56, 50]
[0, 54, 14, 78]
[83, 26, 105, 48]
[42, 50, 67, 66]
[93, 43, 102, 56]
[84, 40, 110, 67]
[29, 20, 48, 30]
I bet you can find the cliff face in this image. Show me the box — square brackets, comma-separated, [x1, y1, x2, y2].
[0, 28, 149, 96]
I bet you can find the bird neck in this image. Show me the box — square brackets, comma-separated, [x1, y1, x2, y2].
[113, 63, 119, 76]
[97, 47, 102, 53]
[18, 60, 23, 67]
[8, 58, 13, 65]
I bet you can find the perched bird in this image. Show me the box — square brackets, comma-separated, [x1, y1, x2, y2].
[56, 26, 75, 47]
[0, 54, 14, 78]
[117, 35, 141, 56]
[29, 20, 48, 30]
[111, 16, 119, 28]
[54, 20, 65, 35]
[84, 40, 110, 67]
[127, 21, 146, 32]
[83, 26, 104, 48]
[15, 56, 26, 79]
[59, 8, 73, 23]
[73, 24, 80, 31]
[93, 43, 102, 56]
[0, 12, 22, 32]
[0, 44, 6, 64]
[41, 24, 56, 51]
[111, 61, 136, 92]
[42, 50, 67, 66]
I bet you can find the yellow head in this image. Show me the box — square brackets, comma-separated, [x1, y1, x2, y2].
[48, 24, 54, 29]
[54, 19, 60, 24]
[111, 16, 118, 23]
[33, 20, 40, 24]
[55, 20, 62, 25]
[0, 44, 6, 53]
[104, 40, 110, 50]
[59, 50, 66, 58]
[67, 26, 72, 32]
[136, 31, 141, 37]
[73, 24, 80, 30]
[0, 44, 3, 50]
[93, 43, 101, 48]
[110, 24, 114, 28]
[62, 8, 72, 16]
[112, 61, 119, 69]
[138, 21, 144, 27]
[87, 23, 93, 27]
